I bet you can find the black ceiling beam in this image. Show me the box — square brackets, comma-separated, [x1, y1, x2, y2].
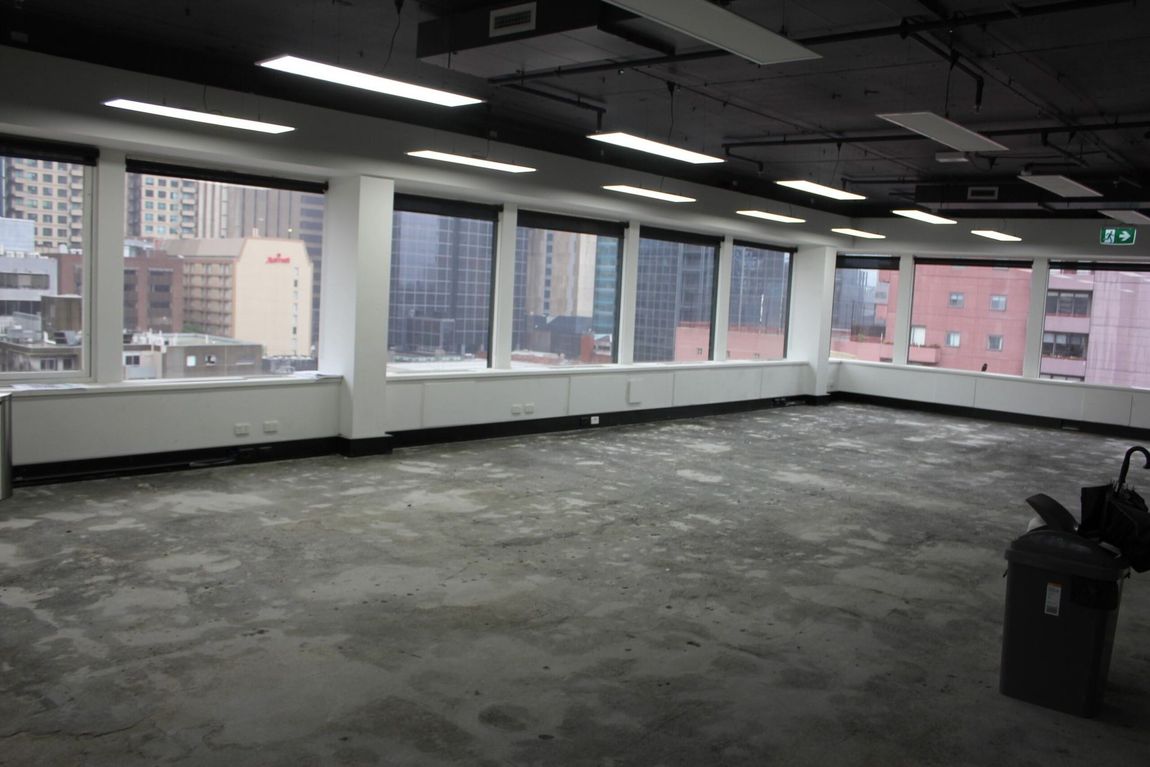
[487, 0, 1132, 85]
[722, 119, 1150, 150]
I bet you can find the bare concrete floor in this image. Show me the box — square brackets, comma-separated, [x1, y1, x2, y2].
[2, 402, 1148, 766]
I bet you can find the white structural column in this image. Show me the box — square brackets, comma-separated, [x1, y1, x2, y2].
[615, 221, 642, 364]
[788, 245, 837, 395]
[490, 204, 518, 369]
[1023, 258, 1050, 378]
[891, 254, 915, 365]
[711, 235, 733, 360]
[91, 150, 126, 384]
[319, 175, 394, 439]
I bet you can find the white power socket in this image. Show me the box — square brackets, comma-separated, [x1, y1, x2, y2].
[234, 422, 251, 436]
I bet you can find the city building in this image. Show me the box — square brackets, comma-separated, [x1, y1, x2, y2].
[123, 331, 264, 380]
[162, 237, 312, 358]
[0, 156, 85, 253]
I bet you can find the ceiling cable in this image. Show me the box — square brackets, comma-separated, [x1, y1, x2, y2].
[385, 0, 405, 70]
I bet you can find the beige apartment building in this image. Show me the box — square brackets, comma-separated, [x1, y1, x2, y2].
[162, 237, 312, 357]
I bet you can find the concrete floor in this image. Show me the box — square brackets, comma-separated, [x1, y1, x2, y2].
[1, 402, 1148, 766]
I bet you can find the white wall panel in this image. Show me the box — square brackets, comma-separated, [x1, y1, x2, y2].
[384, 382, 424, 432]
[13, 382, 341, 465]
[761, 364, 808, 398]
[568, 371, 675, 414]
[673, 366, 762, 406]
[1080, 389, 1135, 426]
[421, 376, 570, 429]
[1131, 391, 1150, 429]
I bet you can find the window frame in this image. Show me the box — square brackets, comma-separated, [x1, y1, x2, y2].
[727, 238, 794, 361]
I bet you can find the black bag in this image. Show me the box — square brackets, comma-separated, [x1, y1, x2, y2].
[1080, 446, 1150, 572]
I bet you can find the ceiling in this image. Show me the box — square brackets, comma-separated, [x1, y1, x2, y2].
[3, 0, 1149, 220]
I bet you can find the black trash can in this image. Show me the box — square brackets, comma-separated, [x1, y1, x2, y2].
[1000, 528, 1128, 716]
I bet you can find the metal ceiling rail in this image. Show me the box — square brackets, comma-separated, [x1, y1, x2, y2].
[487, 0, 1131, 86]
[722, 119, 1150, 151]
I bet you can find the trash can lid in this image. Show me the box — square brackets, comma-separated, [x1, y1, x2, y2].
[1005, 529, 1129, 580]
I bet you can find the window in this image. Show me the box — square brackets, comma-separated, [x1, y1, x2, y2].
[1041, 265, 1150, 386]
[1045, 289, 1092, 317]
[510, 212, 622, 368]
[830, 255, 900, 363]
[727, 243, 791, 361]
[388, 196, 497, 372]
[0, 149, 90, 376]
[910, 260, 1032, 374]
[633, 229, 718, 362]
[910, 325, 926, 347]
[1042, 332, 1088, 359]
[123, 165, 324, 379]
[125, 354, 141, 366]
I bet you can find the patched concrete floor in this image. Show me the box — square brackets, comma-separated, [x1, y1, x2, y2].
[2, 402, 1149, 766]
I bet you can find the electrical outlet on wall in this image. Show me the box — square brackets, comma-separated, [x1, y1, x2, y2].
[234, 422, 251, 436]
[263, 420, 279, 434]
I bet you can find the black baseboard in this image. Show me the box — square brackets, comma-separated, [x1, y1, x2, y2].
[14, 397, 805, 485]
[15, 437, 342, 486]
[831, 391, 1150, 441]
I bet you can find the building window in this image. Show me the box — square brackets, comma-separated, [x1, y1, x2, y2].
[910, 325, 926, 346]
[1042, 332, 1088, 359]
[633, 230, 718, 362]
[123, 168, 324, 380]
[727, 243, 791, 361]
[910, 261, 1032, 375]
[388, 197, 496, 372]
[830, 256, 900, 363]
[510, 214, 621, 368]
[1045, 289, 1092, 317]
[125, 355, 141, 366]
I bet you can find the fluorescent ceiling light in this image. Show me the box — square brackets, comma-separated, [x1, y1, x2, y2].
[877, 112, 1008, 152]
[407, 150, 535, 173]
[1018, 174, 1103, 198]
[603, 185, 695, 203]
[737, 209, 806, 224]
[892, 209, 957, 225]
[971, 229, 1022, 242]
[935, 151, 969, 163]
[1101, 209, 1150, 225]
[832, 227, 885, 239]
[588, 132, 723, 164]
[776, 180, 865, 201]
[258, 55, 482, 107]
[103, 98, 294, 134]
[601, 0, 820, 66]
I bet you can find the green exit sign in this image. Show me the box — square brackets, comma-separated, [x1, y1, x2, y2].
[1101, 226, 1137, 245]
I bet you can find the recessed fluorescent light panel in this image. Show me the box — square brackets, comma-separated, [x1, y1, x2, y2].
[832, 227, 885, 239]
[1018, 174, 1103, 198]
[601, 0, 820, 66]
[258, 55, 482, 107]
[1101, 209, 1150, 225]
[603, 185, 695, 203]
[877, 112, 1008, 152]
[737, 209, 806, 224]
[407, 150, 535, 173]
[776, 180, 865, 201]
[971, 229, 1022, 242]
[935, 151, 970, 163]
[103, 99, 294, 134]
[588, 132, 723, 164]
[892, 209, 957, 225]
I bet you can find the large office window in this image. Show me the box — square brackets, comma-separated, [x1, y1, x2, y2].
[1041, 264, 1150, 387]
[388, 195, 498, 373]
[633, 228, 718, 363]
[511, 211, 622, 368]
[0, 145, 94, 375]
[909, 259, 1032, 375]
[122, 162, 325, 380]
[727, 242, 791, 361]
[830, 255, 900, 363]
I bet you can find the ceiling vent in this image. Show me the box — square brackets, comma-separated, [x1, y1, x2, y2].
[490, 3, 537, 38]
[967, 186, 1000, 201]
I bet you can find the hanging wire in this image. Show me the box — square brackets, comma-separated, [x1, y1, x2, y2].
[385, 0, 405, 70]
